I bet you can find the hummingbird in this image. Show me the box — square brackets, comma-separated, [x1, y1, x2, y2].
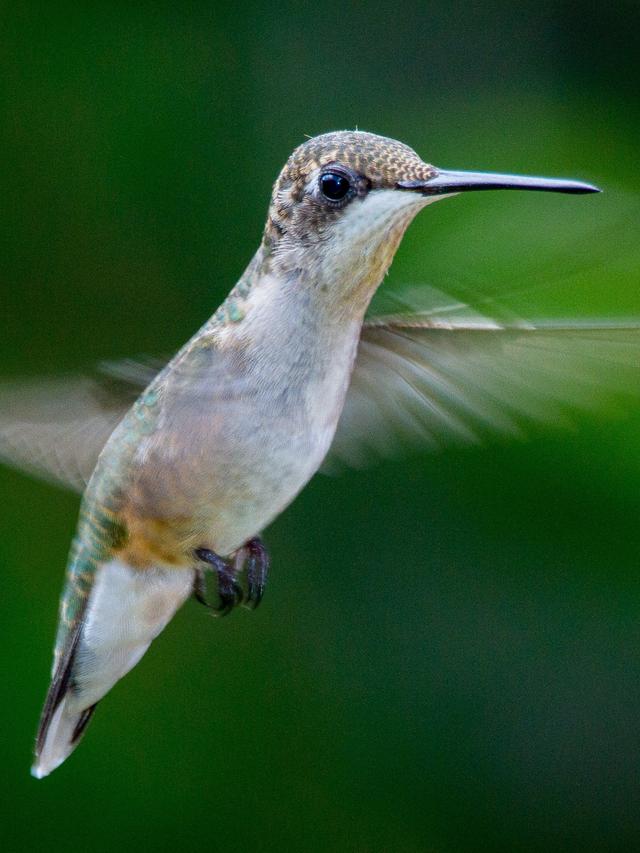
[1, 130, 638, 778]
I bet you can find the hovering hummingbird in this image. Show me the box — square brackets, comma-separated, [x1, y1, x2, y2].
[1, 130, 638, 778]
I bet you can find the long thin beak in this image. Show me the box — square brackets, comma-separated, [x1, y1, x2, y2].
[398, 169, 601, 196]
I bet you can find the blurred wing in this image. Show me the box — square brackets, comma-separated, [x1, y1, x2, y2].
[326, 291, 640, 470]
[0, 358, 161, 491]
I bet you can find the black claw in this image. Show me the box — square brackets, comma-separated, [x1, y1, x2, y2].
[193, 568, 211, 608]
[216, 572, 244, 615]
[244, 537, 270, 610]
[194, 548, 243, 615]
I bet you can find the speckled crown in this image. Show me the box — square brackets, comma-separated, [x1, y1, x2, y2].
[278, 130, 435, 191]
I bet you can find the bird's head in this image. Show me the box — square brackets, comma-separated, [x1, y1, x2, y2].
[262, 130, 599, 316]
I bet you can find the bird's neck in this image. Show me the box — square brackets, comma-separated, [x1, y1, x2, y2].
[216, 213, 409, 338]
[196, 243, 372, 405]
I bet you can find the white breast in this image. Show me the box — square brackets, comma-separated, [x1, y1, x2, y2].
[201, 277, 362, 554]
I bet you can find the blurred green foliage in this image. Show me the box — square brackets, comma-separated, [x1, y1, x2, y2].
[1, 2, 639, 851]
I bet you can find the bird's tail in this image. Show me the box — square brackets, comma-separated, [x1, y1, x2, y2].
[32, 694, 97, 779]
[32, 558, 195, 778]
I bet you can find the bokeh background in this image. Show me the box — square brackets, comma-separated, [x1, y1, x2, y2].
[2, 2, 640, 851]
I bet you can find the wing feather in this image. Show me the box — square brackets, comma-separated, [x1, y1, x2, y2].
[325, 293, 640, 470]
[0, 359, 161, 492]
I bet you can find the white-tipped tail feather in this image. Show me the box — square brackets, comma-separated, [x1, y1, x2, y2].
[32, 558, 194, 778]
[31, 695, 88, 778]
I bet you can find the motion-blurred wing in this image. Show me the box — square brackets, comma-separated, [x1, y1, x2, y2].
[0, 359, 161, 492]
[326, 292, 640, 470]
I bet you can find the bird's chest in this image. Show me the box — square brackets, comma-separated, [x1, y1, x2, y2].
[122, 321, 359, 558]
[201, 338, 355, 552]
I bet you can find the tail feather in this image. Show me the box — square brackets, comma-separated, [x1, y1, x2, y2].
[31, 695, 98, 779]
[33, 559, 195, 777]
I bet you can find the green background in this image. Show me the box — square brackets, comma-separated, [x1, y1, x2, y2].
[1, 2, 640, 851]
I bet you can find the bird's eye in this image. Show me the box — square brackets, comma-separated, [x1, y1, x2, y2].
[319, 171, 351, 202]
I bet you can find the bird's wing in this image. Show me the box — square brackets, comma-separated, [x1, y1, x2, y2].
[325, 289, 640, 470]
[0, 358, 161, 492]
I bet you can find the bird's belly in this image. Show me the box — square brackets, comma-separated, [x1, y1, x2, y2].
[120, 402, 340, 562]
[203, 422, 333, 554]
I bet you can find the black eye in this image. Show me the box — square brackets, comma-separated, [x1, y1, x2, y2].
[319, 171, 351, 202]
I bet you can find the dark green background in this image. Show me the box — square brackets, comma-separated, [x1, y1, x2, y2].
[1, 3, 639, 851]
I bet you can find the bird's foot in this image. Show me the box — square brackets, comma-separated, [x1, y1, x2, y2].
[194, 548, 243, 616]
[193, 537, 270, 614]
[241, 537, 270, 610]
